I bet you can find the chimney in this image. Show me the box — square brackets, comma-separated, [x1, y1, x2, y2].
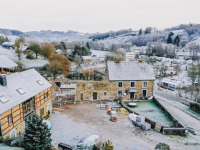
[0, 74, 7, 86]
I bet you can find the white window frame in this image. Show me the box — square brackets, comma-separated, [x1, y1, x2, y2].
[142, 89, 147, 97]
[104, 91, 107, 96]
[118, 90, 123, 97]
[130, 81, 135, 87]
[143, 81, 148, 88]
[44, 93, 48, 100]
[118, 81, 123, 88]
[8, 114, 13, 126]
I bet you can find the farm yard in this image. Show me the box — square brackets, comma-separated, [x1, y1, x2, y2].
[50, 102, 200, 150]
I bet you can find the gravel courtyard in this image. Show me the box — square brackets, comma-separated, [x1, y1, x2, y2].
[50, 102, 200, 150]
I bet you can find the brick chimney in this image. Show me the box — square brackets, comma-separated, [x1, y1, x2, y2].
[0, 74, 7, 86]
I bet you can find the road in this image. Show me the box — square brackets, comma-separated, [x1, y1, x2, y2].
[159, 100, 200, 132]
[154, 90, 190, 105]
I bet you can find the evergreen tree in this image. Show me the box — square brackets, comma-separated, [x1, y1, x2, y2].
[73, 45, 82, 57]
[139, 29, 143, 35]
[168, 32, 174, 37]
[23, 114, 51, 150]
[174, 35, 180, 47]
[86, 42, 90, 50]
[6, 36, 9, 41]
[60, 41, 66, 50]
[167, 36, 173, 44]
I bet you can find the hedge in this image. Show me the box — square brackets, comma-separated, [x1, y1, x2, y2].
[190, 102, 200, 114]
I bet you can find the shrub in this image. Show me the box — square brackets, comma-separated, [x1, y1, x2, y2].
[190, 102, 200, 114]
[4, 136, 15, 146]
[101, 140, 114, 150]
[0, 136, 4, 143]
[155, 143, 171, 150]
[26, 53, 34, 59]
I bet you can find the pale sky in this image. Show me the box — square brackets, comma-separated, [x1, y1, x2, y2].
[0, 0, 199, 33]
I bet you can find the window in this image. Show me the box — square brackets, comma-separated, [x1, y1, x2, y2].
[118, 82, 123, 87]
[89, 83, 91, 89]
[17, 88, 26, 95]
[131, 82, 135, 87]
[8, 114, 13, 125]
[143, 81, 148, 87]
[125, 90, 129, 95]
[104, 92, 107, 96]
[118, 90, 123, 97]
[44, 93, 48, 100]
[0, 96, 9, 103]
[37, 80, 44, 85]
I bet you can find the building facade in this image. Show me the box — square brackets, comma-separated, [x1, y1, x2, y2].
[75, 61, 155, 101]
[0, 69, 52, 138]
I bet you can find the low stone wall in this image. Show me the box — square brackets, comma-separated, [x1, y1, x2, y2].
[121, 99, 188, 136]
[153, 97, 188, 136]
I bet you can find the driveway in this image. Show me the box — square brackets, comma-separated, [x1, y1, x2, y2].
[154, 90, 190, 105]
[49, 102, 200, 150]
[158, 100, 200, 132]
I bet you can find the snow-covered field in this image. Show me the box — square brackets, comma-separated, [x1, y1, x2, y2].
[0, 47, 48, 68]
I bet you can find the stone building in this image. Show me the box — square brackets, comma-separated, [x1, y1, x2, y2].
[81, 56, 93, 64]
[75, 61, 155, 101]
[0, 69, 52, 138]
[76, 64, 94, 79]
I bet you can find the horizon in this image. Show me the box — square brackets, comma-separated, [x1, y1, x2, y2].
[0, 0, 200, 33]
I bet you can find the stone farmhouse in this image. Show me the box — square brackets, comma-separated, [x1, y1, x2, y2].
[81, 56, 93, 64]
[0, 69, 52, 138]
[75, 61, 155, 101]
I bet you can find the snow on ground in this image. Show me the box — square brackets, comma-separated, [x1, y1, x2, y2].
[0, 47, 48, 68]
[0, 33, 19, 42]
[125, 101, 173, 127]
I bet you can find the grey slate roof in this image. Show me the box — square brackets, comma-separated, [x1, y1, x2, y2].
[107, 61, 155, 81]
[0, 55, 18, 68]
[0, 69, 52, 115]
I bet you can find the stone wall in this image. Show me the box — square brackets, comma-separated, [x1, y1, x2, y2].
[36, 99, 52, 118]
[84, 59, 92, 64]
[76, 80, 154, 101]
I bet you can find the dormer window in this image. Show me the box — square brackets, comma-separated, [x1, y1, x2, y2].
[17, 88, 26, 95]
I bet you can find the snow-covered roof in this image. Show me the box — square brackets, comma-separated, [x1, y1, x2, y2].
[0, 69, 52, 115]
[79, 64, 94, 69]
[0, 55, 18, 68]
[82, 56, 92, 60]
[2, 42, 15, 46]
[107, 61, 155, 81]
[19, 46, 29, 51]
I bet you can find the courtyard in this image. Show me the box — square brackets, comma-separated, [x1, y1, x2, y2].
[50, 102, 200, 150]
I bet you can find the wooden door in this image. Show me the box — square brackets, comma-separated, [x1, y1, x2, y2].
[93, 92, 97, 100]
[81, 93, 83, 101]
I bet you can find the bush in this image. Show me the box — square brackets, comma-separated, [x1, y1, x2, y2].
[26, 53, 34, 59]
[190, 102, 200, 114]
[4, 136, 15, 146]
[0, 136, 4, 143]
[101, 140, 114, 150]
[155, 143, 171, 150]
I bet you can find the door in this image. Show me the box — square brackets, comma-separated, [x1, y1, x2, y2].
[93, 92, 97, 100]
[47, 104, 50, 115]
[81, 93, 83, 101]
[143, 90, 147, 97]
[130, 92, 135, 99]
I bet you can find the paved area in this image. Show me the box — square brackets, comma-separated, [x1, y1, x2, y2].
[158, 100, 200, 132]
[154, 90, 190, 105]
[49, 102, 200, 150]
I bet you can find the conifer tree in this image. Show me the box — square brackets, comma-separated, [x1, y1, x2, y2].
[139, 29, 143, 35]
[23, 114, 52, 150]
[86, 42, 90, 50]
[167, 36, 173, 44]
[174, 35, 180, 47]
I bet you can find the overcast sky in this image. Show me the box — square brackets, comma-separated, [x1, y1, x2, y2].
[0, 0, 199, 33]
